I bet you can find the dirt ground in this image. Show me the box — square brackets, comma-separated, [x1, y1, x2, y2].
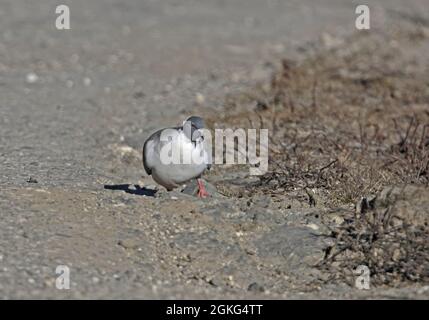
[0, 1, 428, 299]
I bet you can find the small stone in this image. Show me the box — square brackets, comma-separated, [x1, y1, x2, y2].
[306, 223, 320, 231]
[181, 179, 218, 197]
[392, 248, 402, 262]
[418, 286, 429, 294]
[122, 25, 131, 35]
[164, 84, 173, 92]
[321, 33, 343, 49]
[356, 195, 376, 214]
[231, 73, 241, 82]
[331, 215, 344, 225]
[247, 282, 264, 292]
[44, 278, 55, 287]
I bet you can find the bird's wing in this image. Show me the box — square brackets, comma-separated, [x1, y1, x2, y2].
[143, 129, 163, 175]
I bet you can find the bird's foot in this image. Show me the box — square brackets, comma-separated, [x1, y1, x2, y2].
[197, 179, 209, 198]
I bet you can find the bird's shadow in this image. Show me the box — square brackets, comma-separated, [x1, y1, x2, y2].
[104, 184, 157, 197]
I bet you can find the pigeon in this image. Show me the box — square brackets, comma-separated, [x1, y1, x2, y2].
[143, 116, 211, 197]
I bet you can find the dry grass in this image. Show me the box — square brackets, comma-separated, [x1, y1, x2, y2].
[210, 26, 429, 287]
[319, 188, 429, 286]
[213, 29, 429, 207]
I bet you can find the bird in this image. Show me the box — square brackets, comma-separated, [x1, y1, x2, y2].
[143, 116, 211, 197]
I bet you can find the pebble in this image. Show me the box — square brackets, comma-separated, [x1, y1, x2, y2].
[195, 93, 205, 104]
[83, 77, 92, 86]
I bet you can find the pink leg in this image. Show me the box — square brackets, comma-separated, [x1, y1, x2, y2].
[197, 179, 209, 198]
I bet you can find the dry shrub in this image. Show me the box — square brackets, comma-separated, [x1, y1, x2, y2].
[210, 26, 429, 287]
